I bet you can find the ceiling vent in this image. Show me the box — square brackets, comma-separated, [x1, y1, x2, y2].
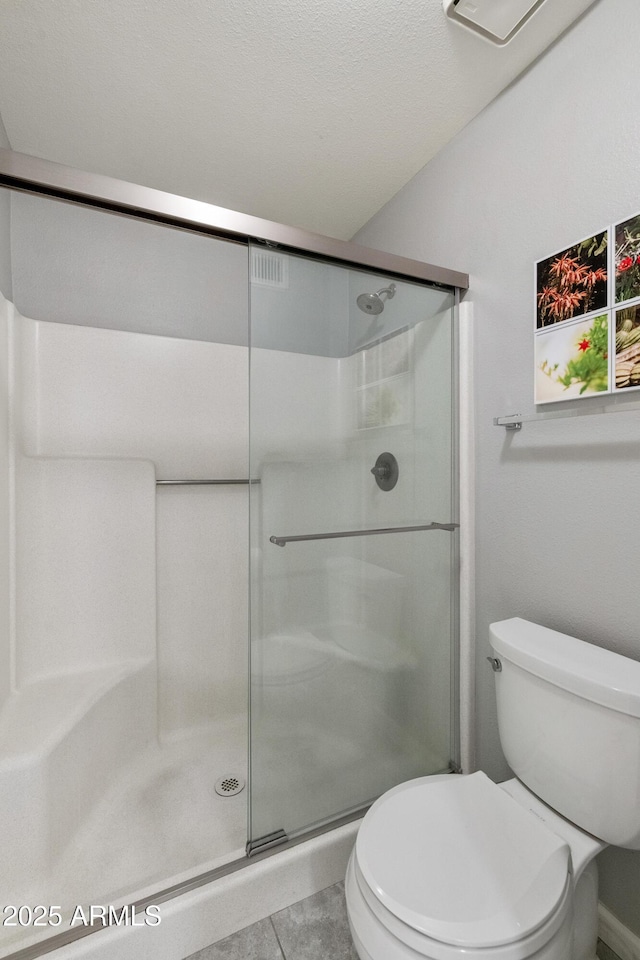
[251, 248, 289, 289]
[443, 0, 547, 44]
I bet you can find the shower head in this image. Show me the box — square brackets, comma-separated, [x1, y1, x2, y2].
[356, 283, 396, 315]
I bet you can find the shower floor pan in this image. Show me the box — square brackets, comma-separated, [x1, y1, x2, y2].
[0, 707, 247, 959]
[0, 646, 447, 959]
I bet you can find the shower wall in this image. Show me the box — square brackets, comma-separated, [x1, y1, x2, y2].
[11, 314, 248, 727]
[0, 188, 358, 947]
[0, 304, 251, 903]
[1, 190, 357, 734]
[4, 190, 253, 745]
[348, 312, 454, 758]
[0, 191, 261, 937]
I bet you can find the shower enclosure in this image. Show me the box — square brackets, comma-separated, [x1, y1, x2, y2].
[248, 248, 459, 849]
[0, 149, 466, 959]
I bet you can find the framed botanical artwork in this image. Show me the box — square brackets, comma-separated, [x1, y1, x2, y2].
[535, 313, 609, 403]
[615, 214, 640, 304]
[614, 304, 640, 392]
[535, 229, 611, 404]
[533, 216, 640, 402]
[536, 231, 608, 330]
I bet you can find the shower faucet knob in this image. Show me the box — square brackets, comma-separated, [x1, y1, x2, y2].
[370, 452, 399, 491]
[371, 464, 390, 479]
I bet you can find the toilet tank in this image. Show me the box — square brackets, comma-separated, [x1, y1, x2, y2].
[490, 618, 640, 849]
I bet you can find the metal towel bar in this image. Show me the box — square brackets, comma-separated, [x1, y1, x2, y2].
[156, 479, 259, 485]
[270, 521, 459, 547]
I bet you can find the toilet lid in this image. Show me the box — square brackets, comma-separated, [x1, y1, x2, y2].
[356, 771, 570, 948]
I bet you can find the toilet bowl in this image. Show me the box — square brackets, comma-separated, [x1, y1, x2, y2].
[346, 771, 603, 960]
[346, 618, 640, 960]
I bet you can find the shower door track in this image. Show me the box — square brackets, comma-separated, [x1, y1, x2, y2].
[2, 803, 370, 960]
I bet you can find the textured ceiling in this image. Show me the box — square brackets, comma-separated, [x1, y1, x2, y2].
[0, 0, 596, 239]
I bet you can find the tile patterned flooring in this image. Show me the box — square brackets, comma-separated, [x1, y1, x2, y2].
[184, 883, 622, 960]
[597, 940, 622, 960]
[185, 881, 358, 960]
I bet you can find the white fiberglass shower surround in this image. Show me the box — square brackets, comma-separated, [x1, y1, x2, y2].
[0, 149, 468, 960]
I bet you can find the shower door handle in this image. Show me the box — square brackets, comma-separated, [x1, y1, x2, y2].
[269, 521, 459, 547]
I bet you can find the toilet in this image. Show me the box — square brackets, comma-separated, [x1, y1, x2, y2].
[345, 617, 640, 960]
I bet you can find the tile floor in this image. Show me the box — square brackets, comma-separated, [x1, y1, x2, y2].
[185, 883, 622, 960]
[597, 940, 622, 960]
[185, 881, 358, 960]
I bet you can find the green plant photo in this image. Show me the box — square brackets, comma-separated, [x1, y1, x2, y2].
[535, 313, 610, 403]
[555, 313, 609, 394]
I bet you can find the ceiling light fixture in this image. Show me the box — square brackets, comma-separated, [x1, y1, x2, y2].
[442, 0, 547, 44]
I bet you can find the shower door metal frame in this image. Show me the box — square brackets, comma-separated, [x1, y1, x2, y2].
[0, 147, 467, 960]
[0, 148, 468, 290]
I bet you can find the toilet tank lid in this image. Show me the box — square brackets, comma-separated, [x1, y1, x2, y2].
[490, 618, 640, 718]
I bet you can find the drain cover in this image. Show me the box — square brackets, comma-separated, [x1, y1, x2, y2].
[215, 775, 245, 797]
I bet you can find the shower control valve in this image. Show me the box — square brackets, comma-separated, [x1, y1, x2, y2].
[370, 452, 399, 492]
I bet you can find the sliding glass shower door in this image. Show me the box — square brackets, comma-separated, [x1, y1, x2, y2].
[248, 244, 458, 850]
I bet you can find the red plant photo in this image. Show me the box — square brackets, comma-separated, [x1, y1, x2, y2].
[615, 213, 640, 304]
[536, 231, 608, 329]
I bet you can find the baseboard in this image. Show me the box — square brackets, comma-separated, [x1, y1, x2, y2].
[599, 903, 640, 960]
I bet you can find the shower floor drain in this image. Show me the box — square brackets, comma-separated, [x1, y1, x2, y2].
[214, 775, 245, 797]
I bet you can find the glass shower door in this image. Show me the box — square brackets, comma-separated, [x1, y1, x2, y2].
[248, 244, 457, 850]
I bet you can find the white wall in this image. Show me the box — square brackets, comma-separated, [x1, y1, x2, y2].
[9, 192, 354, 357]
[354, 0, 640, 937]
[8, 191, 455, 360]
[0, 296, 10, 712]
[350, 310, 455, 765]
[0, 193, 10, 304]
[15, 316, 248, 477]
[0, 112, 11, 301]
[156, 484, 248, 738]
[11, 309, 347, 739]
[0, 114, 12, 714]
[10, 192, 248, 346]
[12, 313, 249, 734]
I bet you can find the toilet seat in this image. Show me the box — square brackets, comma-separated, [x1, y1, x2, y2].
[355, 772, 571, 950]
[347, 851, 572, 960]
